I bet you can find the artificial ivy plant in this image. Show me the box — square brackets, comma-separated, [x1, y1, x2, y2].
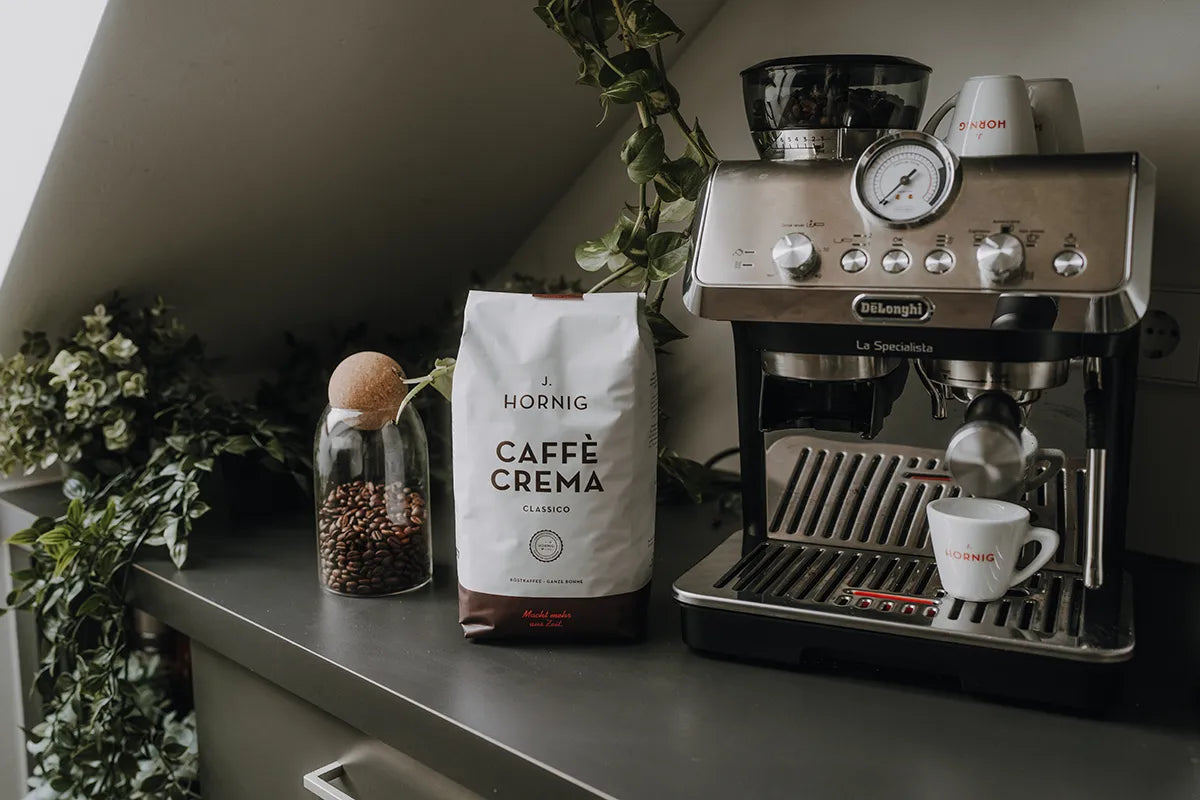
[3, 298, 306, 799]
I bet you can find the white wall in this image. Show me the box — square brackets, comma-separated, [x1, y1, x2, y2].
[503, 0, 1200, 562]
[0, 4, 109, 794]
[0, 0, 721, 372]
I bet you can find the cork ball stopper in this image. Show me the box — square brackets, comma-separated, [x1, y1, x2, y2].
[327, 352, 408, 430]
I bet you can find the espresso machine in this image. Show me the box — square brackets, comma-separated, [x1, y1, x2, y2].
[674, 55, 1155, 706]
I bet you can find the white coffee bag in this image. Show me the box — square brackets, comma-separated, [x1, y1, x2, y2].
[452, 291, 657, 639]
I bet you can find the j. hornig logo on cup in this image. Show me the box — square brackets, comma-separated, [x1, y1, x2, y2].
[852, 294, 934, 323]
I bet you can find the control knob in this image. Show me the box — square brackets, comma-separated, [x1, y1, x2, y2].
[976, 233, 1025, 283]
[772, 233, 819, 279]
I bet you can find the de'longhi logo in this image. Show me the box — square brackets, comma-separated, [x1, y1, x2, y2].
[853, 294, 934, 323]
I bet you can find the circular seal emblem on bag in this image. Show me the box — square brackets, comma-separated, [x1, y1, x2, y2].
[529, 530, 564, 563]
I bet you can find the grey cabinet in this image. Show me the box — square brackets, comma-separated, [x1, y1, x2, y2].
[192, 644, 479, 800]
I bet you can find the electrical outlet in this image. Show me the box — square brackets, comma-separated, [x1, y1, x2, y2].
[1139, 288, 1200, 386]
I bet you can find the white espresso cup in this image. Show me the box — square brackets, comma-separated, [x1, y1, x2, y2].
[922, 75, 1039, 157]
[927, 497, 1059, 602]
[1025, 77, 1084, 154]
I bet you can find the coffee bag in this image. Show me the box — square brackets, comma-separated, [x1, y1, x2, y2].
[452, 291, 657, 639]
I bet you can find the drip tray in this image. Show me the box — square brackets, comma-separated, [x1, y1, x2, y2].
[673, 435, 1133, 662]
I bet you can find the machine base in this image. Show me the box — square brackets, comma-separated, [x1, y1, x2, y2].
[679, 602, 1126, 711]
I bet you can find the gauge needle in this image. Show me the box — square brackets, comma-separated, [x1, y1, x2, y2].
[879, 169, 918, 206]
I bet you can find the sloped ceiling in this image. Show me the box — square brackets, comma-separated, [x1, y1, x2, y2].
[0, 0, 722, 368]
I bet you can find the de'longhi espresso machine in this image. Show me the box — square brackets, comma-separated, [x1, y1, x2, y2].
[673, 55, 1155, 707]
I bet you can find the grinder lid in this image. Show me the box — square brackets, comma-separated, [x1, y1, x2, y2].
[741, 54, 931, 75]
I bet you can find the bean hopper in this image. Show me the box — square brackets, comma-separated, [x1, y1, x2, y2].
[674, 55, 1155, 706]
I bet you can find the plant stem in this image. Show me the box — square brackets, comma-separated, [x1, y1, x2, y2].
[654, 44, 716, 167]
[651, 276, 670, 309]
[587, 261, 642, 293]
[584, 41, 624, 76]
[606, 0, 651, 128]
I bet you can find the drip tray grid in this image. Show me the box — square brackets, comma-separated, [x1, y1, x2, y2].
[673, 435, 1132, 662]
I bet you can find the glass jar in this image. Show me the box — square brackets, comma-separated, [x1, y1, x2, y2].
[313, 404, 431, 596]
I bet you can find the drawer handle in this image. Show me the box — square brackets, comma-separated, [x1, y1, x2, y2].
[303, 761, 356, 800]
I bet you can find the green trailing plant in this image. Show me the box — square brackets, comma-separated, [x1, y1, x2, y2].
[533, 0, 718, 302]
[3, 297, 307, 799]
[400, 2, 733, 501]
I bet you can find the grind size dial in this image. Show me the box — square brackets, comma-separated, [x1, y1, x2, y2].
[852, 131, 959, 227]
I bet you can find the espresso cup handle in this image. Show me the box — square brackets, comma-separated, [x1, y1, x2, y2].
[1008, 526, 1059, 589]
[922, 93, 959, 137]
[1024, 447, 1066, 493]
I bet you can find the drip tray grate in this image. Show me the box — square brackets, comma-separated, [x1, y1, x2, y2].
[673, 435, 1132, 662]
[765, 435, 1085, 571]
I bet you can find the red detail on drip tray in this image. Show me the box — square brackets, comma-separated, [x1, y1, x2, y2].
[849, 589, 936, 606]
[903, 472, 952, 482]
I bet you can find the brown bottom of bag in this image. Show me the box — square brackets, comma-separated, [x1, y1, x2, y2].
[459, 582, 651, 641]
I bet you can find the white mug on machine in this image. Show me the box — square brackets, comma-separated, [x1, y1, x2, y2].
[922, 74, 1039, 156]
[927, 497, 1059, 602]
[1026, 77, 1084, 154]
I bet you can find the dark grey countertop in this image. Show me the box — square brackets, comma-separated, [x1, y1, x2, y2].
[3, 484, 1198, 799]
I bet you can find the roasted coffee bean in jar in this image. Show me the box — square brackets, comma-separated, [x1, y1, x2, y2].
[314, 352, 432, 596]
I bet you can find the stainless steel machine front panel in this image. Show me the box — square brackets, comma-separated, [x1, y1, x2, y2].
[683, 152, 1154, 332]
[673, 435, 1132, 662]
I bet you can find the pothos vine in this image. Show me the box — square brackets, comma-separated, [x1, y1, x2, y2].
[404, 1, 726, 499]
[3, 298, 307, 799]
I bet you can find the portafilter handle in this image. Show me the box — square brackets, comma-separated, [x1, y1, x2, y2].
[945, 392, 1026, 498]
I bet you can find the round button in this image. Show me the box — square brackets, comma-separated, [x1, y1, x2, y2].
[1053, 249, 1086, 277]
[840, 249, 868, 273]
[772, 233, 819, 278]
[881, 249, 911, 274]
[924, 249, 955, 274]
[976, 233, 1025, 282]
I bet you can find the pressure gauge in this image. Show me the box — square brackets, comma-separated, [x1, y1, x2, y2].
[852, 131, 959, 227]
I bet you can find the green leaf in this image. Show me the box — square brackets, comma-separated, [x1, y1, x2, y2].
[52, 548, 78, 579]
[429, 358, 456, 400]
[575, 239, 612, 272]
[7, 528, 38, 546]
[657, 451, 709, 504]
[165, 434, 190, 452]
[601, 68, 657, 104]
[645, 308, 687, 348]
[36, 528, 70, 547]
[162, 742, 188, 758]
[569, 0, 618, 45]
[117, 751, 138, 776]
[688, 119, 718, 164]
[264, 437, 285, 463]
[576, 50, 605, 87]
[624, 0, 683, 46]
[75, 594, 106, 617]
[644, 82, 681, 116]
[659, 197, 695, 224]
[222, 434, 256, 455]
[646, 231, 692, 281]
[532, 4, 556, 30]
[620, 124, 665, 184]
[600, 213, 633, 252]
[66, 498, 84, 526]
[655, 157, 706, 202]
[139, 773, 167, 793]
[600, 48, 653, 87]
